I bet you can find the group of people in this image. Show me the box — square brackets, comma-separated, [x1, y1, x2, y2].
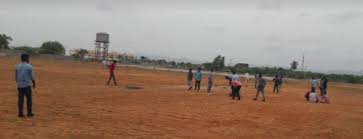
[14, 54, 121, 118]
[305, 77, 330, 104]
[14, 54, 330, 118]
[185, 68, 331, 104]
[187, 68, 269, 102]
[187, 67, 214, 96]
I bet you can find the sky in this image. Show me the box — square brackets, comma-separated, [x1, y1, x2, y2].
[1, 0, 362, 73]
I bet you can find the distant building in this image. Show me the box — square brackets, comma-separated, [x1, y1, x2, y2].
[68, 49, 136, 60]
[234, 63, 249, 68]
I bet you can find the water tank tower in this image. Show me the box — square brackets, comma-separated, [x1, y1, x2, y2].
[94, 32, 110, 60]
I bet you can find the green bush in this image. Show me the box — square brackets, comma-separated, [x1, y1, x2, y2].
[14, 46, 40, 55]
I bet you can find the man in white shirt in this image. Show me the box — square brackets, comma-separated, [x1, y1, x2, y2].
[310, 77, 319, 92]
[102, 59, 108, 68]
[207, 69, 214, 95]
[309, 91, 319, 103]
[245, 73, 250, 87]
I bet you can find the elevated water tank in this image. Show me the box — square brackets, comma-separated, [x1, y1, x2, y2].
[96, 32, 109, 43]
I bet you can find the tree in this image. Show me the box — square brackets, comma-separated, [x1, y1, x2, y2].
[14, 46, 40, 55]
[212, 55, 225, 71]
[156, 59, 167, 65]
[202, 62, 213, 70]
[290, 61, 298, 70]
[39, 41, 65, 55]
[71, 49, 88, 59]
[168, 61, 176, 66]
[0, 34, 13, 49]
[140, 56, 148, 61]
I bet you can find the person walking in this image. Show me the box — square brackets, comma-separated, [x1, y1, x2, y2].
[254, 74, 266, 102]
[187, 68, 193, 90]
[194, 67, 202, 91]
[106, 60, 118, 85]
[207, 69, 214, 95]
[15, 54, 36, 118]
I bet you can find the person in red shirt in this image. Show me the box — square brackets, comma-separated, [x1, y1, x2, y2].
[106, 60, 118, 85]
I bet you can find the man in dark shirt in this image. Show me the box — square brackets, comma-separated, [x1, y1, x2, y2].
[254, 74, 266, 102]
[187, 68, 193, 90]
[106, 60, 117, 85]
[320, 77, 328, 96]
[272, 75, 281, 94]
[254, 73, 260, 89]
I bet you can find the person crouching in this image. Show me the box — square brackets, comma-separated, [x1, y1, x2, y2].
[305, 88, 319, 103]
[231, 80, 242, 100]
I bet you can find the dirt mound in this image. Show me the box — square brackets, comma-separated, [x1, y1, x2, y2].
[125, 85, 143, 90]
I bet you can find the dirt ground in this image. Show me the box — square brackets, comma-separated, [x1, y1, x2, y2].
[0, 57, 362, 139]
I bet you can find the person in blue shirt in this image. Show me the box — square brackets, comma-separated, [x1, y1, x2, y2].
[310, 77, 318, 92]
[194, 67, 202, 91]
[15, 54, 36, 118]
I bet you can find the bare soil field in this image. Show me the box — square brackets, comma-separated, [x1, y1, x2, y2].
[1, 57, 362, 139]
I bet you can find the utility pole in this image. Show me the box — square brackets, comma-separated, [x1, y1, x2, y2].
[302, 50, 305, 79]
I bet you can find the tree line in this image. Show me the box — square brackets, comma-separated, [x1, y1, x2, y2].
[1, 33, 362, 83]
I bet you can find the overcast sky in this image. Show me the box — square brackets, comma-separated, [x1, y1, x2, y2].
[1, 0, 362, 72]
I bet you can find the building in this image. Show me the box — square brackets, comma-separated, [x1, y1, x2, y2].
[69, 49, 136, 61]
[234, 63, 249, 68]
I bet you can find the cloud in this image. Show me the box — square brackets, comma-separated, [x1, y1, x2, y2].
[95, 0, 114, 11]
[256, 0, 284, 10]
[325, 11, 363, 23]
[200, 25, 226, 32]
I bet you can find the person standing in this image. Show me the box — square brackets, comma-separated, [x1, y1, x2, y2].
[254, 74, 266, 102]
[225, 75, 233, 97]
[310, 77, 318, 92]
[15, 54, 36, 118]
[245, 72, 250, 87]
[187, 68, 193, 90]
[102, 59, 108, 69]
[231, 71, 240, 82]
[194, 67, 202, 91]
[320, 77, 328, 97]
[272, 75, 280, 94]
[207, 69, 214, 95]
[106, 60, 118, 85]
[254, 73, 260, 89]
[278, 73, 283, 91]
